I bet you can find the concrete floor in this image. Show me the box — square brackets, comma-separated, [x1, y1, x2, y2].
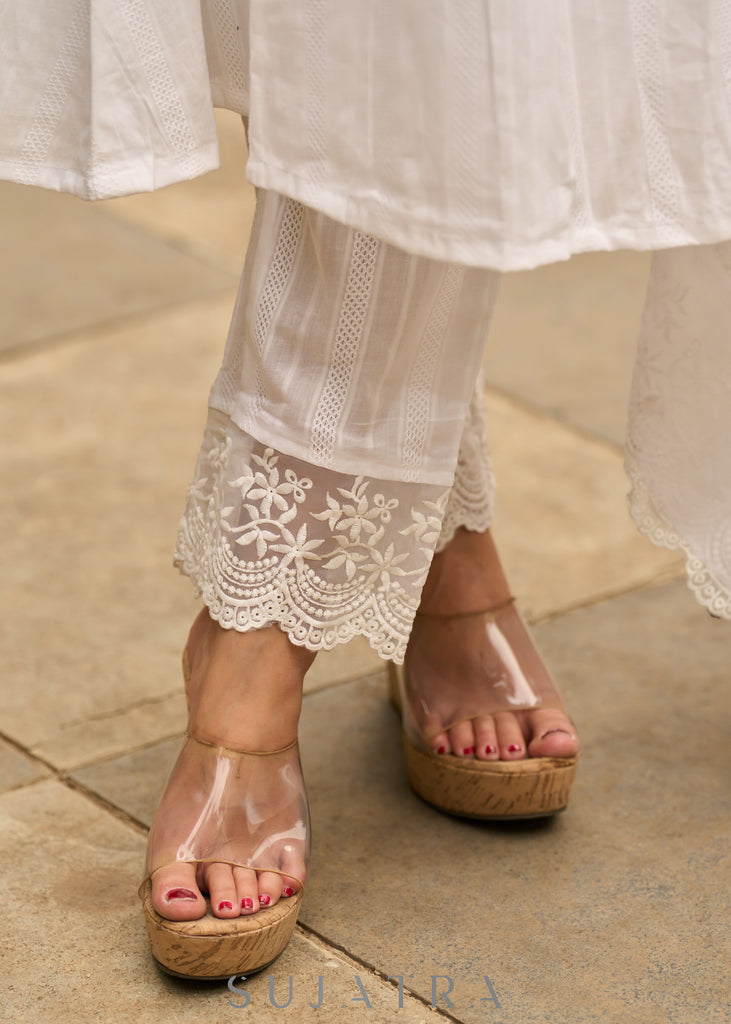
[1, 111, 729, 1024]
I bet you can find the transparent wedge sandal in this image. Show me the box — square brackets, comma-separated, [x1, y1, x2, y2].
[140, 654, 309, 981]
[388, 597, 578, 819]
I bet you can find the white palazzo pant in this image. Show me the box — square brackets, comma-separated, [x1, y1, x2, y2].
[175, 189, 731, 658]
[175, 190, 501, 661]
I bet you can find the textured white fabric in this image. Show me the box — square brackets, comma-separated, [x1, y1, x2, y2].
[246, 0, 731, 269]
[4, 1, 731, 270]
[0, 0, 220, 199]
[176, 191, 498, 658]
[210, 190, 500, 486]
[5, 1, 731, 621]
[627, 242, 731, 617]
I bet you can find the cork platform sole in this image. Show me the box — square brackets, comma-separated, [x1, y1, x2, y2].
[141, 880, 303, 981]
[389, 663, 577, 820]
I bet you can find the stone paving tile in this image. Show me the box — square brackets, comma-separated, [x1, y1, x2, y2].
[101, 109, 256, 268]
[1, 779, 434, 1024]
[72, 735, 180, 828]
[0, 736, 50, 793]
[0, 295, 233, 765]
[305, 637, 382, 693]
[486, 250, 651, 447]
[292, 580, 729, 1024]
[0, 183, 235, 355]
[484, 389, 682, 622]
[1, 286, 383, 771]
[68, 581, 730, 1022]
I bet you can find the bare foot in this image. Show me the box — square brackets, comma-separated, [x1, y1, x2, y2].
[147, 610, 315, 922]
[404, 528, 579, 761]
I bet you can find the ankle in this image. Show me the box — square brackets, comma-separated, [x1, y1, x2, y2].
[419, 528, 510, 614]
[185, 613, 314, 751]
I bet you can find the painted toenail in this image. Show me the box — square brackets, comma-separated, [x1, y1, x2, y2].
[217, 900, 233, 911]
[166, 888, 197, 901]
[259, 894, 271, 906]
[282, 886, 295, 897]
[241, 897, 254, 910]
[434, 745, 447, 755]
[484, 744, 497, 754]
[462, 746, 476, 756]
[507, 744, 522, 752]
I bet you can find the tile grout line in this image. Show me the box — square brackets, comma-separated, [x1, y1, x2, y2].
[59, 688, 186, 729]
[483, 380, 628, 456]
[58, 730, 186, 771]
[0, 726, 151, 834]
[0, 285, 238, 366]
[295, 921, 465, 1023]
[526, 563, 687, 625]
[305, 667, 386, 699]
[62, 773, 150, 836]
[95, 202, 247, 276]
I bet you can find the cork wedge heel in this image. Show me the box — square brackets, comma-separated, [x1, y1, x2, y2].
[389, 599, 578, 820]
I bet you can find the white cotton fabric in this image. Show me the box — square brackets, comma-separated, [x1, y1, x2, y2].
[4, 0, 731, 621]
[627, 243, 731, 619]
[245, 0, 731, 270]
[210, 190, 500, 487]
[3, 1, 731, 271]
[0, 0, 220, 199]
[174, 191, 498, 659]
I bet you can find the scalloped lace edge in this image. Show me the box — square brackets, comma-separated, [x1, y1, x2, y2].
[625, 448, 731, 619]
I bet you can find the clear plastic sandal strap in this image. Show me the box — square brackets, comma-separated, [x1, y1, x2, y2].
[146, 735, 310, 881]
[186, 731, 298, 757]
[414, 595, 516, 620]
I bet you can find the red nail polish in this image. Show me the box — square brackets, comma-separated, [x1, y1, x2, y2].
[166, 888, 197, 901]
[484, 744, 497, 754]
[217, 900, 233, 911]
[282, 886, 295, 897]
[463, 746, 476, 756]
[434, 745, 447, 755]
[507, 743, 522, 752]
[259, 894, 271, 906]
[241, 897, 254, 910]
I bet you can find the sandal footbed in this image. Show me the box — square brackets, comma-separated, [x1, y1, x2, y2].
[140, 879, 302, 980]
[389, 662, 578, 819]
[403, 739, 577, 819]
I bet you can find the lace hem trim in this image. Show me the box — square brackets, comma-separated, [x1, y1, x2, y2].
[174, 426, 456, 662]
[436, 373, 496, 551]
[625, 448, 731, 619]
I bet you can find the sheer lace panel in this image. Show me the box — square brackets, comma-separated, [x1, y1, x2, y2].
[175, 412, 454, 662]
[437, 372, 495, 552]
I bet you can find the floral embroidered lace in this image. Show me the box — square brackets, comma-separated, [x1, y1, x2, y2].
[175, 397, 495, 662]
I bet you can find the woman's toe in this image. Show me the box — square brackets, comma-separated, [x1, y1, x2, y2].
[473, 715, 500, 760]
[422, 710, 450, 754]
[204, 862, 241, 918]
[233, 866, 260, 915]
[494, 712, 527, 760]
[279, 852, 306, 898]
[151, 863, 206, 921]
[257, 871, 285, 909]
[447, 719, 477, 758]
[527, 710, 579, 758]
